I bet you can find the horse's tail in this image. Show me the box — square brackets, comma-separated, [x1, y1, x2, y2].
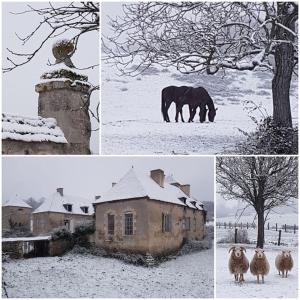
[161, 89, 166, 121]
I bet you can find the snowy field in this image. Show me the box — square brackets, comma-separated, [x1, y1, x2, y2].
[101, 62, 298, 155]
[217, 213, 298, 228]
[216, 245, 298, 298]
[3, 249, 213, 298]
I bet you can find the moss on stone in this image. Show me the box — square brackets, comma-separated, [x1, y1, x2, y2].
[41, 69, 88, 82]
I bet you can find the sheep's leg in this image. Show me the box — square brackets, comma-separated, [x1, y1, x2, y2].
[285, 270, 288, 278]
[234, 274, 238, 281]
[262, 275, 264, 284]
[282, 272, 285, 278]
[241, 274, 245, 282]
[257, 275, 259, 283]
[278, 270, 281, 276]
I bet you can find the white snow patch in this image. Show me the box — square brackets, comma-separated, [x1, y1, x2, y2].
[33, 192, 94, 216]
[2, 236, 51, 242]
[2, 195, 31, 209]
[3, 250, 214, 298]
[2, 113, 67, 144]
[97, 168, 203, 209]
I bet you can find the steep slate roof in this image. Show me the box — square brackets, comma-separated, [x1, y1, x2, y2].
[95, 168, 204, 210]
[33, 192, 94, 216]
[3, 195, 32, 209]
[2, 113, 67, 144]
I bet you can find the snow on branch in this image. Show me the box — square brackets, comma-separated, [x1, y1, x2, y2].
[103, 2, 298, 76]
[3, 2, 99, 73]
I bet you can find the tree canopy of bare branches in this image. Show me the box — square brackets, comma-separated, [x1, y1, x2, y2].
[3, 2, 99, 73]
[104, 2, 298, 128]
[216, 156, 298, 248]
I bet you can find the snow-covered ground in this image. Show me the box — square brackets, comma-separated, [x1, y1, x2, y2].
[3, 249, 213, 298]
[101, 63, 298, 154]
[216, 245, 298, 298]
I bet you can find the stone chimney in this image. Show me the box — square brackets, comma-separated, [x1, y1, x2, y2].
[35, 39, 91, 155]
[180, 184, 190, 197]
[150, 169, 165, 188]
[57, 188, 64, 197]
[112, 182, 116, 187]
[95, 195, 101, 200]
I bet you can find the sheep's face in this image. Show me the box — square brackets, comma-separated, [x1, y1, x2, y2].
[255, 248, 265, 259]
[282, 250, 291, 259]
[229, 246, 245, 258]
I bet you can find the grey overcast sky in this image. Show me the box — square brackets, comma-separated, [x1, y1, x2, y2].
[2, 2, 99, 153]
[2, 156, 214, 203]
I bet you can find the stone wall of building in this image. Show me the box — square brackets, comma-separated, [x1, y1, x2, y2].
[95, 198, 151, 253]
[36, 80, 91, 154]
[95, 198, 205, 255]
[2, 206, 32, 232]
[2, 140, 67, 155]
[32, 212, 93, 235]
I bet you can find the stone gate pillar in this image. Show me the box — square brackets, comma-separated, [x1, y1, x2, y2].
[35, 39, 91, 154]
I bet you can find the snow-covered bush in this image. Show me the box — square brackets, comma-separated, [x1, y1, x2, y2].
[51, 228, 73, 241]
[218, 229, 250, 244]
[237, 117, 298, 155]
[73, 222, 95, 247]
[74, 222, 95, 236]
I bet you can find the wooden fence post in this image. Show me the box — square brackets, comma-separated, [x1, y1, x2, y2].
[284, 224, 286, 232]
[294, 224, 296, 234]
[276, 223, 277, 231]
[235, 228, 238, 244]
[278, 230, 282, 246]
[267, 223, 269, 230]
[224, 222, 226, 229]
[246, 222, 248, 229]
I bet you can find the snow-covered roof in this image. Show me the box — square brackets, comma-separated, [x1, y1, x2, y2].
[2, 236, 51, 242]
[95, 168, 204, 210]
[2, 195, 32, 209]
[33, 191, 94, 216]
[2, 113, 67, 144]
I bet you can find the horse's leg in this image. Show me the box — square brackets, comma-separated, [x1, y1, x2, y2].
[188, 106, 194, 122]
[180, 107, 185, 122]
[199, 105, 207, 123]
[165, 100, 172, 122]
[189, 107, 197, 122]
[175, 104, 183, 122]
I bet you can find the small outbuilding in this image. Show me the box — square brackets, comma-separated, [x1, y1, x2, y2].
[2, 113, 67, 155]
[32, 188, 94, 235]
[2, 196, 33, 234]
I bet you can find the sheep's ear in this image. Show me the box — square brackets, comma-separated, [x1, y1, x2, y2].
[255, 249, 258, 253]
[288, 250, 291, 253]
[228, 247, 235, 253]
[241, 247, 246, 252]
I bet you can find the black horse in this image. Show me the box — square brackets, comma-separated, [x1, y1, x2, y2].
[161, 86, 190, 122]
[177, 87, 217, 123]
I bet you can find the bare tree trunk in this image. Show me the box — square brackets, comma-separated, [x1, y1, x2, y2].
[257, 210, 265, 248]
[272, 3, 296, 128]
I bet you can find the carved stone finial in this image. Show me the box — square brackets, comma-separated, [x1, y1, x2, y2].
[52, 39, 75, 68]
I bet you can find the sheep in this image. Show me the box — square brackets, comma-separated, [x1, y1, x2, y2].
[250, 248, 270, 283]
[275, 250, 293, 278]
[228, 246, 249, 282]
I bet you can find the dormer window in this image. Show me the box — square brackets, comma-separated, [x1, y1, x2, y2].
[81, 206, 89, 214]
[63, 204, 72, 212]
[179, 197, 187, 204]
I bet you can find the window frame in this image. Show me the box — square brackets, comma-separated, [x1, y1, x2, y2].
[162, 213, 172, 233]
[107, 213, 115, 235]
[124, 212, 133, 236]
